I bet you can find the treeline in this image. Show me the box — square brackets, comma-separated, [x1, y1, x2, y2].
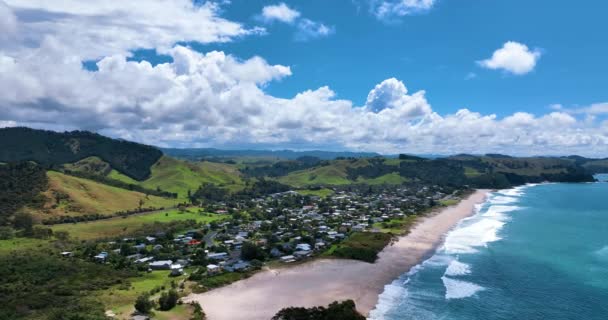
[0, 127, 162, 180]
[346, 156, 595, 189]
[61, 170, 177, 198]
[272, 300, 365, 320]
[241, 156, 326, 177]
[0, 251, 136, 320]
[0, 162, 48, 226]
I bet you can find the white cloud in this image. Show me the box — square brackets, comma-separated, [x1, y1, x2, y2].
[369, 0, 436, 20]
[478, 41, 542, 75]
[1, 1, 607, 157]
[261, 3, 300, 24]
[258, 3, 333, 41]
[2, 42, 608, 156]
[2, 0, 263, 60]
[295, 19, 334, 41]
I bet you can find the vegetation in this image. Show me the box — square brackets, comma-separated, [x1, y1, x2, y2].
[272, 300, 365, 320]
[0, 251, 136, 320]
[138, 156, 244, 198]
[134, 293, 154, 314]
[0, 127, 162, 180]
[34, 171, 179, 220]
[51, 209, 224, 240]
[0, 162, 48, 226]
[325, 232, 393, 263]
[158, 289, 179, 311]
[192, 272, 252, 291]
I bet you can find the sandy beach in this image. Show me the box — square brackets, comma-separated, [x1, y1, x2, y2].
[183, 190, 489, 320]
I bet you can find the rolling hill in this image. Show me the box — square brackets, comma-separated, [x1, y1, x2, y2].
[0, 127, 162, 180]
[27, 171, 179, 221]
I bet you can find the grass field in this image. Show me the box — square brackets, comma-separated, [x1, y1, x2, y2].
[0, 237, 49, 255]
[357, 172, 408, 185]
[278, 159, 370, 187]
[296, 188, 335, 198]
[372, 216, 418, 235]
[98, 269, 191, 320]
[51, 209, 226, 240]
[31, 171, 179, 220]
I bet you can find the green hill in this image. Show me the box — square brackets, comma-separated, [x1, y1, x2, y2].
[28, 171, 179, 221]
[0, 127, 162, 180]
[136, 156, 245, 198]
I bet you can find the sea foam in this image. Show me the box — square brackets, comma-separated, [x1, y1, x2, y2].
[442, 276, 485, 299]
[444, 260, 471, 276]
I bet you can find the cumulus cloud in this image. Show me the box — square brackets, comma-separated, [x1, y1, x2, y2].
[261, 3, 300, 23]
[1, 1, 607, 157]
[1, 0, 263, 59]
[2, 41, 608, 156]
[478, 41, 542, 75]
[369, 0, 436, 20]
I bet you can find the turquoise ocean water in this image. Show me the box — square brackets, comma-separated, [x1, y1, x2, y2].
[369, 178, 608, 320]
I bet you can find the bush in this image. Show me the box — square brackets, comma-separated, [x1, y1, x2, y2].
[134, 293, 154, 314]
[272, 300, 365, 320]
[158, 289, 179, 311]
[0, 226, 15, 240]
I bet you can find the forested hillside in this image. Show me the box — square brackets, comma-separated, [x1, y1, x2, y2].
[0, 162, 48, 225]
[0, 127, 162, 180]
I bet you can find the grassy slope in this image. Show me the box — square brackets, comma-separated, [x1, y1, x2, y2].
[139, 157, 244, 198]
[51, 209, 225, 240]
[278, 159, 368, 187]
[30, 171, 178, 219]
[278, 159, 408, 187]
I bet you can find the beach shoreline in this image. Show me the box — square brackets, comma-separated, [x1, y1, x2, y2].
[183, 189, 489, 320]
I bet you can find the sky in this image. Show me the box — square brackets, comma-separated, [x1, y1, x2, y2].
[1, 0, 608, 156]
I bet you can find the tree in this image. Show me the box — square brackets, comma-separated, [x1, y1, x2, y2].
[241, 242, 266, 261]
[0, 226, 15, 240]
[134, 293, 154, 314]
[31, 225, 53, 239]
[54, 230, 70, 241]
[272, 300, 364, 320]
[158, 289, 179, 311]
[13, 212, 33, 235]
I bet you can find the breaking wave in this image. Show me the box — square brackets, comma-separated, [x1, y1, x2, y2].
[441, 276, 485, 299]
[369, 186, 533, 319]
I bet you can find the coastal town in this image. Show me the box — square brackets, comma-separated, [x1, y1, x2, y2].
[71, 183, 465, 293]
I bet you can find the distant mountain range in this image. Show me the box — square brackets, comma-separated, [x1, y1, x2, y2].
[161, 147, 382, 160]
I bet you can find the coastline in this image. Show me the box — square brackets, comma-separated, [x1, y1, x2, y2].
[183, 189, 489, 320]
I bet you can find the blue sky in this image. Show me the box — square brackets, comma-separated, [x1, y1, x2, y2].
[138, 0, 608, 117]
[1, 0, 608, 156]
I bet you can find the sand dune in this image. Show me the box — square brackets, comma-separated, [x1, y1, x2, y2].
[183, 190, 489, 320]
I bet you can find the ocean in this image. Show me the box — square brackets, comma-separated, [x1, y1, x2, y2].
[369, 178, 608, 320]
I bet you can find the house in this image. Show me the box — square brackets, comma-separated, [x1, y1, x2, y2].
[295, 243, 311, 251]
[280, 255, 296, 263]
[60, 251, 73, 258]
[145, 236, 156, 243]
[170, 264, 184, 276]
[206, 264, 221, 275]
[94, 252, 108, 262]
[135, 257, 154, 264]
[149, 260, 173, 270]
[207, 252, 228, 260]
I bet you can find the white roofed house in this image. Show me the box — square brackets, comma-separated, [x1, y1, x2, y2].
[206, 264, 221, 275]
